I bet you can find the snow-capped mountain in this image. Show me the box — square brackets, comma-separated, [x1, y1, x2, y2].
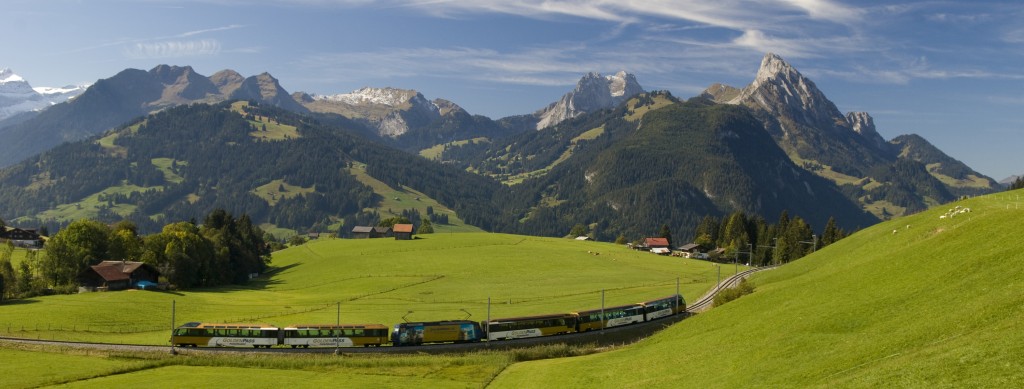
[299, 87, 441, 138]
[534, 71, 644, 130]
[0, 68, 88, 122]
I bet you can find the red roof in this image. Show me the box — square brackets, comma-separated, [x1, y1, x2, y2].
[392, 224, 414, 233]
[644, 237, 670, 247]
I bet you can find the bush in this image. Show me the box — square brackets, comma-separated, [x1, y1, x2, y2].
[713, 278, 755, 307]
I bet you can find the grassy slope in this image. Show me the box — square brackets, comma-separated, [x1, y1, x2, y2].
[492, 190, 1024, 387]
[0, 233, 729, 345]
[0, 233, 730, 388]
[0, 344, 506, 389]
[347, 162, 482, 233]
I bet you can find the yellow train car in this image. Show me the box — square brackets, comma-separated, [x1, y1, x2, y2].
[641, 294, 686, 320]
[573, 304, 645, 332]
[281, 324, 389, 348]
[171, 322, 279, 348]
[482, 313, 577, 341]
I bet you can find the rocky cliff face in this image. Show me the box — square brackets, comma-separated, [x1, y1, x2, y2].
[703, 53, 999, 217]
[300, 87, 441, 138]
[534, 71, 644, 130]
[728, 53, 847, 132]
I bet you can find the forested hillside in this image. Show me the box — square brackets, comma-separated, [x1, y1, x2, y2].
[0, 101, 501, 235]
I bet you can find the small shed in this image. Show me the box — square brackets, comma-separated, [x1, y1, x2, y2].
[351, 226, 374, 239]
[78, 261, 160, 291]
[393, 224, 414, 240]
[373, 226, 393, 238]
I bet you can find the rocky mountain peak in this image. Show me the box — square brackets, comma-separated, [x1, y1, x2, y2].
[209, 69, 245, 96]
[728, 53, 844, 131]
[534, 71, 644, 130]
[845, 111, 890, 151]
[1, 68, 88, 122]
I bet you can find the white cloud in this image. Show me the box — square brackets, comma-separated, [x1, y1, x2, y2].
[178, 24, 245, 37]
[124, 39, 222, 59]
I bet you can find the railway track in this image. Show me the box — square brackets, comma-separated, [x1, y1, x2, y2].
[1, 266, 776, 354]
[686, 265, 778, 313]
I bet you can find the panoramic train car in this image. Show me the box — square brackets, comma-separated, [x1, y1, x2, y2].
[482, 313, 578, 341]
[280, 324, 389, 348]
[391, 320, 483, 346]
[171, 322, 279, 348]
[641, 294, 686, 321]
[574, 303, 646, 332]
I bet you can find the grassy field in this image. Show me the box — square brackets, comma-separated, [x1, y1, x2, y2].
[9, 189, 1019, 387]
[0, 233, 723, 387]
[0, 233, 725, 345]
[0, 342, 512, 389]
[490, 190, 1024, 387]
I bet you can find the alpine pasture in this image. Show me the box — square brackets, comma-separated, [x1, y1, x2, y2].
[0, 233, 722, 345]
[490, 190, 1024, 387]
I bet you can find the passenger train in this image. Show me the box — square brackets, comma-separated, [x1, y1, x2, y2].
[170, 294, 685, 348]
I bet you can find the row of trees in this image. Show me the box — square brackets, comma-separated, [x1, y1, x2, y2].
[688, 210, 848, 266]
[0, 209, 269, 300]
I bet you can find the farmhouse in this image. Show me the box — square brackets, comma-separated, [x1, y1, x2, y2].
[644, 237, 670, 249]
[78, 261, 161, 292]
[0, 227, 43, 248]
[393, 224, 414, 240]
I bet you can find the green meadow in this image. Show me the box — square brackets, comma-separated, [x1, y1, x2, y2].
[0, 233, 723, 345]
[5, 190, 1022, 387]
[490, 190, 1024, 387]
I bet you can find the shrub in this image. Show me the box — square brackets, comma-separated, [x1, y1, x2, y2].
[713, 278, 755, 307]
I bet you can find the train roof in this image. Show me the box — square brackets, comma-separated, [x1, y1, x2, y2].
[178, 322, 277, 330]
[484, 312, 577, 323]
[283, 324, 388, 330]
[640, 294, 685, 304]
[572, 303, 644, 315]
[395, 320, 478, 326]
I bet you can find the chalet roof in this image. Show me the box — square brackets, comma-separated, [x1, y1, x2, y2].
[0, 227, 41, 239]
[373, 226, 392, 233]
[351, 226, 374, 233]
[392, 224, 414, 233]
[678, 243, 700, 251]
[644, 237, 670, 247]
[89, 261, 153, 282]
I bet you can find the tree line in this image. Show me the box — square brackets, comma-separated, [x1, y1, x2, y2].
[0, 209, 269, 301]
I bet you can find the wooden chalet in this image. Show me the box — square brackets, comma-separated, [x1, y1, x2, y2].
[393, 224, 414, 240]
[0, 227, 43, 248]
[78, 261, 160, 291]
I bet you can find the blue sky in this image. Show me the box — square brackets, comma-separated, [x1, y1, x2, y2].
[3, 0, 1022, 180]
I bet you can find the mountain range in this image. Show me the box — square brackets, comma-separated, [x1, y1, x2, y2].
[0, 54, 1002, 242]
[0, 68, 87, 123]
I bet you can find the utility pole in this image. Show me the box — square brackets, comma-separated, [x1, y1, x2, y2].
[170, 300, 176, 355]
[334, 302, 340, 356]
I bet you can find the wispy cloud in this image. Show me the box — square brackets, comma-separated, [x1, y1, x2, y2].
[178, 24, 245, 37]
[124, 39, 222, 59]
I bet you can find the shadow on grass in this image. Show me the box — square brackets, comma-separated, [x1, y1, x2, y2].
[0, 298, 40, 306]
[185, 263, 301, 293]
